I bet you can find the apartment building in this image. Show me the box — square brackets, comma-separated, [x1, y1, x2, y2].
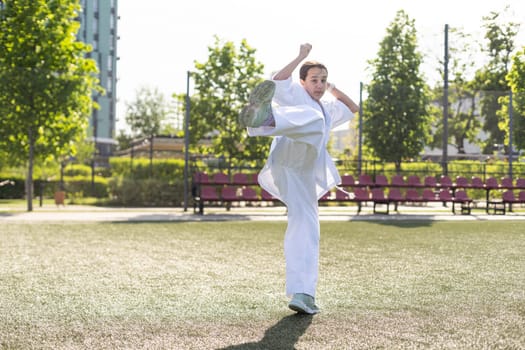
[78, 0, 119, 157]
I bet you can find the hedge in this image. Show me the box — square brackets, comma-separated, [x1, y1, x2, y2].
[0, 176, 109, 199]
[108, 177, 184, 207]
[109, 157, 185, 180]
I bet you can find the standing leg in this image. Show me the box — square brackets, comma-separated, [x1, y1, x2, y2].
[283, 171, 320, 314]
[285, 198, 319, 296]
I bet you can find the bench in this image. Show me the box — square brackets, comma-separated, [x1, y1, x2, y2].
[487, 190, 525, 215]
[192, 172, 524, 215]
[193, 172, 279, 214]
[193, 172, 372, 214]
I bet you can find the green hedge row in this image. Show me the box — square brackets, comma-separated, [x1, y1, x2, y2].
[0, 178, 25, 199]
[2, 158, 524, 206]
[109, 157, 185, 180]
[108, 177, 184, 207]
[0, 158, 187, 206]
[0, 176, 109, 199]
[106, 158, 186, 206]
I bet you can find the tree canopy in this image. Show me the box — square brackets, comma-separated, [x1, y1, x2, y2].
[363, 10, 431, 170]
[184, 36, 269, 168]
[502, 48, 525, 152]
[474, 6, 520, 153]
[428, 27, 483, 154]
[125, 86, 168, 138]
[0, 0, 100, 210]
[125, 86, 170, 176]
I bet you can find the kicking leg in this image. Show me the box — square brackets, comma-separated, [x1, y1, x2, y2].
[238, 80, 276, 128]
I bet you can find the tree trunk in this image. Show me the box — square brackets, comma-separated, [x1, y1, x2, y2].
[26, 126, 34, 212]
[395, 160, 402, 174]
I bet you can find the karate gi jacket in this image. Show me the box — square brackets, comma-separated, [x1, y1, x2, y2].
[248, 77, 354, 205]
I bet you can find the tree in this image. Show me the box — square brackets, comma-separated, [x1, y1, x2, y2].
[429, 27, 482, 154]
[184, 36, 269, 168]
[115, 130, 133, 153]
[70, 134, 96, 165]
[125, 86, 169, 176]
[0, 0, 100, 211]
[501, 47, 525, 152]
[363, 10, 431, 172]
[474, 6, 520, 153]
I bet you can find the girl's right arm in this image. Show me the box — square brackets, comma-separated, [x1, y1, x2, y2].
[272, 43, 312, 81]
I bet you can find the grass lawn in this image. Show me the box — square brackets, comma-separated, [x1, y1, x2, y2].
[1, 221, 524, 349]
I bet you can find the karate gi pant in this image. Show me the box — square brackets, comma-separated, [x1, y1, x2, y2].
[282, 169, 320, 298]
[249, 105, 327, 298]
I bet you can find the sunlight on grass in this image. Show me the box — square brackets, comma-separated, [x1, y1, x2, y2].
[1, 221, 524, 349]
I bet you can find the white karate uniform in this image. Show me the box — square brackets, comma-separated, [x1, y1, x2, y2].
[248, 77, 354, 297]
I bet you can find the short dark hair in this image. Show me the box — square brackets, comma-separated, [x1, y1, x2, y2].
[299, 61, 328, 80]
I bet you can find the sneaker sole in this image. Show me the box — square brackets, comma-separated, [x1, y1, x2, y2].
[249, 80, 275, 104]
[238, 81, 275, 128]
[288, 300, 319, 315]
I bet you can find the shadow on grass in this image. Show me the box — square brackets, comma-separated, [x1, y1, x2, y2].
[105, 213, 255, 223]
[218, 314, 313, 350]
[363, 219, 434, 228]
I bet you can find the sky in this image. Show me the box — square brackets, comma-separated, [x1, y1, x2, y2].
[115, 0, 525, 133]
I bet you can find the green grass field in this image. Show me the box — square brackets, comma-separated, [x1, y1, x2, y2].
[1, 221, 524, 349]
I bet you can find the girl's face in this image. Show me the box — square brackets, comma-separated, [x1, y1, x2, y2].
[300, 67, 328, 101]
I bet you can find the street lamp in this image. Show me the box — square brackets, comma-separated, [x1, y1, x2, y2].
[183, 71, 191, 211]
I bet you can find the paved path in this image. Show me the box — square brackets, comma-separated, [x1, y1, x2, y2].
[1, 203, 525, 222]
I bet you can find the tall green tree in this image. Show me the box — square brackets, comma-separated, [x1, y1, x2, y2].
[0, 0, 100, 211]
[184, 36, 269, 168]
[429, 28, 482, 154]
[501, 47, 525, 152]
[125, 86, 168, 139]
[474, 6, 519, 153]
[125, 86, 169, 176]
[363, 10, 431, 172]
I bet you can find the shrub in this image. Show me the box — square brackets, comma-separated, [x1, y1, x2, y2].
[63, 176, 109, 198]
[0, 177, 24, 199]
[109, 157, 185, 181]
[63, 164, 92, 177]
[108, 177, 184, 206]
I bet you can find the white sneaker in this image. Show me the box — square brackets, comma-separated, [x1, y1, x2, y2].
[288, 293, 320, 315]
[238, 80, 275, 128]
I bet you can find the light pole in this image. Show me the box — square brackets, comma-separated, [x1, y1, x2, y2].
[509, 91, 513, 179]
[442, 24, 449, 176]
[183, 71, 191, 211]
[358, 82, 363, 175]
[91, 105, 98, 195]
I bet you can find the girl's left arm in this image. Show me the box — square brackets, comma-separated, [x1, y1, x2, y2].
[326, 83, 359, 114]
